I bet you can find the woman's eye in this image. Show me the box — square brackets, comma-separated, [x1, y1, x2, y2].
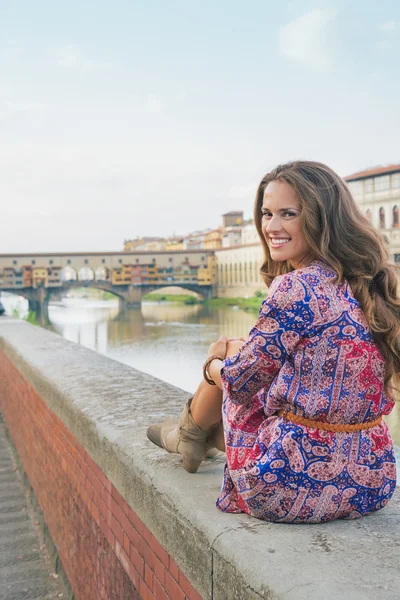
[284, 211, 296, 217]
[262, 212, 271, 218]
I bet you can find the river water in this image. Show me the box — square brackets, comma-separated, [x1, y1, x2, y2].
[2, 294, 399, 481]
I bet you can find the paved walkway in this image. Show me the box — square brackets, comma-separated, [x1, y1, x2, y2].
[0, 421, 65, 600]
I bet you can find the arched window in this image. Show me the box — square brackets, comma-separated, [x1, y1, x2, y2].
[393, 206, 399, 228]
[379, 207, 385, 229]
[366, 209, 372, 222]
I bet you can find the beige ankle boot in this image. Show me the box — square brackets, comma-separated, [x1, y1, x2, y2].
[146, 399, 222, 473]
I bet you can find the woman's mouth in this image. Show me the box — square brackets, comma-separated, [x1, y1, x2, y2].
[269, 238, 291, 248]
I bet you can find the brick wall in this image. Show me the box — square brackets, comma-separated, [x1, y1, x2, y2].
[0, 350, 202, 600]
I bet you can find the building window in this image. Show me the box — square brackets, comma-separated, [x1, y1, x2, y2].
[379, 207, 385, 229]
[13, 260, 17, 265]
[169, 257, 173, 263]
[102, 259, 106, 264]
[31, 260, 36, 265]
[375, 175, 390, 191]
[366, 209, 372, 222]
[136, 258, 139, 263]
[348, 181, 363, 196]
[119, 259, 122, 264]
[365, 179, 374, 193]
[395, 254, 400, 264]
[84, 259, 88, 264]
[49, 260, 53, 265]
[67, 259, 71, 264]
[392, 174, 400, 189]
[393, 206, 399, 228]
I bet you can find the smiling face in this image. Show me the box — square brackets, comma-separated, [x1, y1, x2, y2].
[261, 180, 311, 269]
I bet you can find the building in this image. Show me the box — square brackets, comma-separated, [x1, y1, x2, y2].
[345, 164, 400, 262]
[183, 231, 209, 250]
[215, 243, 264, 298]
[124, 237, 166, 252]
[222, 211, 244, 229]
[204, 229, 222, 250]
[164, 237, 185, 251]
[32, 267, 48, 288]
[241, 221, 259, 245]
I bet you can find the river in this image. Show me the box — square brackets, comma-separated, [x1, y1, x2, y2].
[1, 294, 399, 481]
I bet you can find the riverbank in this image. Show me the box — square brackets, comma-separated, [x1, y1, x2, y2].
[143, 292, 264, 312]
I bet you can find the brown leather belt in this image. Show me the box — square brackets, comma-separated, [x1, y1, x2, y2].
[277, 410, 383, 433]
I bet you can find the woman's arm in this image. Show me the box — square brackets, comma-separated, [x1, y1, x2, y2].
[220, 274, 315, 404]
[208, 339, 246, 389]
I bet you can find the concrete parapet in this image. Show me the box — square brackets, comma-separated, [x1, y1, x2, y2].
[0, 317, 399, 599]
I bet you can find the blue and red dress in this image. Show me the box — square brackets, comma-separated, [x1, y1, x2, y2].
[218, 261, 397, 523]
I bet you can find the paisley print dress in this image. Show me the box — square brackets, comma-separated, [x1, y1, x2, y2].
[217, 261, 397, 523]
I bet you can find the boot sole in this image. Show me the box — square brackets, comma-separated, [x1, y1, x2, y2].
[182, 458, 202, 473]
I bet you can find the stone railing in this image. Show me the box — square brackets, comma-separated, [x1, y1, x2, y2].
[0, 318, 399, 599]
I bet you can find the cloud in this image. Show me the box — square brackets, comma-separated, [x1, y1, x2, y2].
[227, 184, 256, 201]
[54, 45, 112, 71]
[0, 45, 22, 61]
[0, 100, 47, 123]
[146, 93, 163, 114]
[379, 20, 397, 32]
[279, 8, 336, 70]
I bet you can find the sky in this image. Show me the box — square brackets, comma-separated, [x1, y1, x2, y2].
[1, 0, 399, 252]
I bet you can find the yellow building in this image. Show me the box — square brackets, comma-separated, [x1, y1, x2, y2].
[198, 256, 217, 286]
[165, 237, 185, 251]
[32, 267, 48, 288]
[111, 265, 134, 285]
[204, 229, 222, 250]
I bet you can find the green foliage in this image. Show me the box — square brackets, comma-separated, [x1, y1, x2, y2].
[206, 293, 264, 313]
[143, 293, 200, 305]
[25, 310, 40, 326]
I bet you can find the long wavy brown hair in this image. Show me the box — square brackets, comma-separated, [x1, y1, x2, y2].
[254, 160, 400, 394]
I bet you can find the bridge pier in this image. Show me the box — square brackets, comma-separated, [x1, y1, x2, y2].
[27, 287, 50, 325]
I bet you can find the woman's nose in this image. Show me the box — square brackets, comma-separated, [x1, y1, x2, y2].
[266, 215, 282, 232]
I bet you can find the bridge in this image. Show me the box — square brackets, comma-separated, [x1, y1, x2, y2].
[0, 250, 217, 322]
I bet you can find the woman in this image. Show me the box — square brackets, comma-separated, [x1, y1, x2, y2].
[147, 160, 398, 523]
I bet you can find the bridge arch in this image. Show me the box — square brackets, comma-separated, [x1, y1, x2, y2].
[78, 267, 95, 282]
[144, 284, 206, 300]
[95, 266, 110, 282]
[61, 266, 77, 282]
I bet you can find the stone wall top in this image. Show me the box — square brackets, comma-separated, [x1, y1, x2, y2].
[0, 317, 399, 600]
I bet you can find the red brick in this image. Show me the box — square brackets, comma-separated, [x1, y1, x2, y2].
[123, 531, 130, 555]
[85, 477, 95, 501]
[139, 579, 155, 600]
[153, 555, 166, 585]
[164, 570, 185, 600]
[124, 503, 148, 538]
[91, 502, 100, 526]
[148, 534, 170, 568]
[87, 465, 106, 501]
[140, 539, 156, 570]
[111, 514, 124, 546]
[144, 563, 154, 590]
[130, 544, 145, 578]
[111, 484, 126, 508]
[179, 571, 203, 600]
[153, 577, 170, 600]
[114, 540, 139, 587]
[169, 557, 180, 582]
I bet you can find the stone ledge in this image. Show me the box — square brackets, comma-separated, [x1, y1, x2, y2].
[0, 318, 399, 600]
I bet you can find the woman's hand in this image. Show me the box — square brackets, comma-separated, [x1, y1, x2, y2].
[207, 336, 228, 358]
[207, 336, 246, 359]
[226, 338, 246, 358]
